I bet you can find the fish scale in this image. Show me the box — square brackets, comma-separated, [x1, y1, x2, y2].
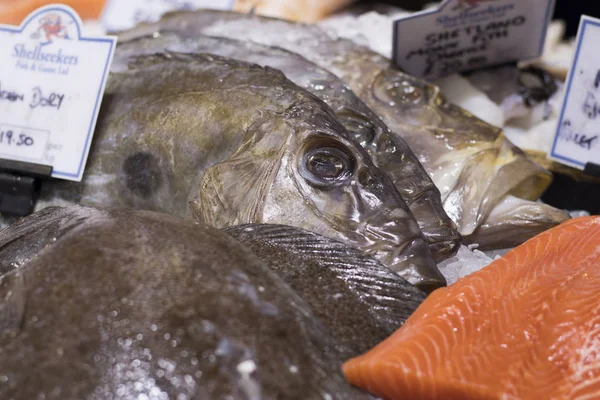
[224, 223, 426, 357]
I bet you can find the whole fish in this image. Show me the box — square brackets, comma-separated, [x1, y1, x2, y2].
[33, 52, 444, 289]
[223, 223, 426, 357]
[113, 32, 461, 262]
[117, 10, 571, 249]
[0, 206, 371, 399]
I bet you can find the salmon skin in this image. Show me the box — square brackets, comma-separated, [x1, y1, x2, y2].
[343, 216, 600, 400]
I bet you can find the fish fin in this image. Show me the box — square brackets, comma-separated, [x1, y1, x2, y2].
[125, 51, 221, 71]
[0, 270, 26, 335]
[477, 142, 552, 224]
[223, 224, 427, 327]
[0, 206, 97, 261]
[443, 147, 497, 235]
[191, 117, 290, 228]
[466, 196, 571, 249]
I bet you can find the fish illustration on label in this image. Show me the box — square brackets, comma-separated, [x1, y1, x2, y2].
[31, 12, 73, 45]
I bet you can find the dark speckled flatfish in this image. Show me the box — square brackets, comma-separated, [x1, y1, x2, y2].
[223, 224, 426, 358]
[0, 206, 371, 399]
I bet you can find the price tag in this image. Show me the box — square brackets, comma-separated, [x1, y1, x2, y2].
[101, 0, 236, 33]
[392, 0, 556, 79]
[549, 15, 600, 173]
[0, 4, 116, 182]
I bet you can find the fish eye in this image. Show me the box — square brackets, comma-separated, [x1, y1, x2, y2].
[374, 72, 430, 107]
[299, 143, 355, 188]
[337, 109, 379, 147]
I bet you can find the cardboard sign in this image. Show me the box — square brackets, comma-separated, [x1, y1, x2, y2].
[0, 4, 116, 181]
[392, 0, 556, 79]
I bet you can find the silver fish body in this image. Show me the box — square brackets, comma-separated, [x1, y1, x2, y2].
[0, 206, 371, 399]
[113, 32, 461, 262]
[118, 10, 570, 249]
[33, 52, 444, 289]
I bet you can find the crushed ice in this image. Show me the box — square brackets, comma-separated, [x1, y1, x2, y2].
[438, 245, 495, 285]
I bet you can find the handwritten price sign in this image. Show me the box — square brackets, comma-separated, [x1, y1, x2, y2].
[392, 0, 556, 79]
[550, 15, 600, 172]
[0, 5, 116, 181]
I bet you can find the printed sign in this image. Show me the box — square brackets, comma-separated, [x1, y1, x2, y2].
[392, 0, 556, 79]
[101, 0, 235, 33]
[0, 4, 116, 181]
[549, 15, 600, 172]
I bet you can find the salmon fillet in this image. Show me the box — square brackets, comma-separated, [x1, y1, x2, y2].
[344, 216, 600, 400]
[0, 0, 107, 25]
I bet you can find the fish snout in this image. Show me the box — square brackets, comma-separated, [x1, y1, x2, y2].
[389, 238, 447, 293]
[359, 206, 446, 292]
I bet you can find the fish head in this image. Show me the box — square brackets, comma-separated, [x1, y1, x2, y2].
[191, 101, 443, 288]
[369, 69, 502, 153]
[368, 68, 556, 244]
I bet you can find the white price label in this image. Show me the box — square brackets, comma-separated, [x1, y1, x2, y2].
[101, 0, 235, 33]
[549, 15, 600, 172]
[0, 4, 116, 181]
[392, 0, 556, 79]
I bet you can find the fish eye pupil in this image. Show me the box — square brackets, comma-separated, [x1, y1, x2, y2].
[307, 152, 344, 179]
[300, 145, 355, 186]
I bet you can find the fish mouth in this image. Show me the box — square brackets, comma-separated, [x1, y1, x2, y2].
[354, 208, 446, 292]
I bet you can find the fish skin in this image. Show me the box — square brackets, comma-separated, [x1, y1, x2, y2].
[342, 216, 600, 400]
[29, 51, 444, 290]
[223, 223, 427, 358]
[117, 9, 567, 249]
[113, 32, 461, 263]
[0, 206, 371, 399]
